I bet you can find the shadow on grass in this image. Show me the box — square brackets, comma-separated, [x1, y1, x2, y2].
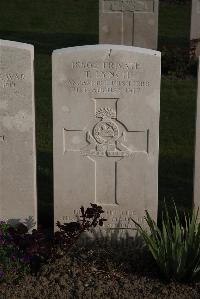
[159, 154, 194, 209]
[158, 36, 190, 50]
[0, 31, 98, 53]
[37, 150, 53, 230]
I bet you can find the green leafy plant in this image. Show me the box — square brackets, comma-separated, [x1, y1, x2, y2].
[132, 204, 200, 282]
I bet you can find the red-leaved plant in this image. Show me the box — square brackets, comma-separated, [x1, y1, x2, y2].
[0, 204, 106, 281]
[54, 203, 107, 252]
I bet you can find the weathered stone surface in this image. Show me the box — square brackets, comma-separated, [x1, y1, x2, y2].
[53, 45, 160, 238]
[0, 40, 36, 229]
[190, 0, 200, 57]
[99, 0, 159, 49]
[194, 60, 200, 210]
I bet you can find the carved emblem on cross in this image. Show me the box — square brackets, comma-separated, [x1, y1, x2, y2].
[64, 98, 148, 205]
[81, 106, 133, 158]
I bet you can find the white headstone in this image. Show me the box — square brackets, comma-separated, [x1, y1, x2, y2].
[53, 45, 160, 238]
[0, 40, 36, 229]
[99, 0, 159, 49]
[190, 0, 200, 57]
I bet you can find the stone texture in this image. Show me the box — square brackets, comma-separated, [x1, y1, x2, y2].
[194, 60, 200, 210]
[53, 45, 160, 238]
[190, 0, 200, 57]
[0, 40, 36, 229]
[99, 0, 159, 49]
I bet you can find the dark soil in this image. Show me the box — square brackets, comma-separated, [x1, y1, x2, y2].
[1, 242, 200, 299]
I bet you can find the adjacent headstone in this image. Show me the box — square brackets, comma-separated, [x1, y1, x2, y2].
[190, 0, 200, 57]
[99, 0, 159, 49]
[194, 59, 200, 209]
[53, 45, 160, 239]
[0, 40, 36, 229]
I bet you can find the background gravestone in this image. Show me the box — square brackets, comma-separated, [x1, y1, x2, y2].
[190, 0, 200, 57]
[99, 0, 159, 49]
[53, 45, 160, 238]
[0, 40, 36, 228]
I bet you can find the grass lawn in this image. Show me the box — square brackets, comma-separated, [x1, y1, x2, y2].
[0, 0, 196, 226]
[159, 77, 197, 213]
[158, 1, 191, 47]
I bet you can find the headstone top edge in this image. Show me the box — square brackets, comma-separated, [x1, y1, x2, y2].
[52, 44, 161, 57]
[0, 39, 34, 54]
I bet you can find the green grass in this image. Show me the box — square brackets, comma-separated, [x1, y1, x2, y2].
[158, 2, 191, 47]
[0, 0, 196, 226]
[159, 78, 197, 209]
[0, 0, 98, 34]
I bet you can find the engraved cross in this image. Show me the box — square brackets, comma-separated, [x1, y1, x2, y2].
[64, 98, 149, 206]
[104, 0, 154, 44]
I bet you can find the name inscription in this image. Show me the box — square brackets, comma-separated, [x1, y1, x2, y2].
[103, 0, 154, 13]
[66, 60, 151, 95]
